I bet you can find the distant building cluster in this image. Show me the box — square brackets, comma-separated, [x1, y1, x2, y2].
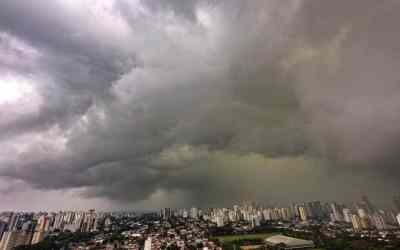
[0, 195, 400, 249]
[161, 195, 400, 232]
[0, 209, 101, 250]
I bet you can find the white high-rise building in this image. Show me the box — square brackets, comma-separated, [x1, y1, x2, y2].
[144, 237, 152, 250]
[262, 209, 270, 221]
[330, 203, 343, 222]
[342, 209, 352, 223]
[190, 207, 198, 219]
[396, 213, 400, 226]
[216, 215, 224, 227]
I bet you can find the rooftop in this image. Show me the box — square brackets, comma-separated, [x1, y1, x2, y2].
[265, 235, 315, 249]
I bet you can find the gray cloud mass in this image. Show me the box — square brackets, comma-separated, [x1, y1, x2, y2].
[0, 0, 399, 210]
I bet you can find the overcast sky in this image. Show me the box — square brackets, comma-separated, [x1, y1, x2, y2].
[1, 0, 400, 211]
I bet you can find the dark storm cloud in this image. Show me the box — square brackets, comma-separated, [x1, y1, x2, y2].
[0, 0, 136, 139]
[0, 0, 400, 209]
[290, 0, 400, 169]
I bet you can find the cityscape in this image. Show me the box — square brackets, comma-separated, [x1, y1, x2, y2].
[1, 195, 400, 249]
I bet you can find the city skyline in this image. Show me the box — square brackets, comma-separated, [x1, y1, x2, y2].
[1, 196, 400, 249]
[1, 195, 400, 213]
[1, 0, 400, 210]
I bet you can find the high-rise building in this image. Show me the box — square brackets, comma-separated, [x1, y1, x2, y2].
[299, 206, 308, 221]
[342, 208, 352, 223]
[0, 231, 32, 250]
[250, 214, 261, 228]
[280, 207, 291, 221]
[104, 217, 112, 227]
[190, 207, 198, 219]
[310, 201, 324, 219]
[0, 221, 6, 242]
[182, 210, 188, 218]
[396, 213, 400, 226]
[228, 210, 236, 222]
[330, 203, 343, 222]
[6, 213, 19, 231]
[216, 215, 224, 227]
[82, 209, 96, 232]
[262, 209, 271, 221]
[161, 208, 172, 220]
[371, 214, 387, 230]
[31, 215, 48, 245]
[144, 237, 152, 250]
[290, 204, 300, 219]
[52, 213, 64, 231]
[384, 210, 397, 225]
[360, 216, 371, 229]
[351, 214, 362, 231]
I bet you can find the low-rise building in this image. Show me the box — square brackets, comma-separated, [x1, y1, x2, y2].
[265, 235, 314, 250]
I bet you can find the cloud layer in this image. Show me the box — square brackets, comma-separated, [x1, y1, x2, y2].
[0, 0, 400, 209]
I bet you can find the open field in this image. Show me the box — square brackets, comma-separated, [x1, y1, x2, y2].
[213, 233, 277, 242]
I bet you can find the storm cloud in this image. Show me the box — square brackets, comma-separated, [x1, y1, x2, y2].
[0, 0, 399, 210]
